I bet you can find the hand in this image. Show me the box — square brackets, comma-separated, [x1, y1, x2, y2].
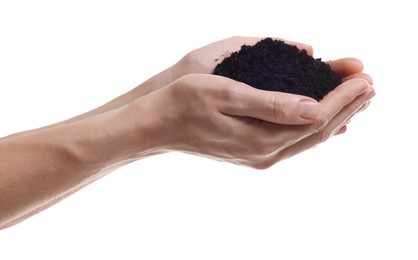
[62, 37, 367, 124]
[172, 36, 314, 77]
[136, 37, 313, 96]
[9, 36, 372, 149]
[128, 71, 374, 169]
[0, 37, 375, 229]
[105, 36, 365, 110]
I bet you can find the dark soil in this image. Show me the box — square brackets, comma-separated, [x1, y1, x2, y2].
[213, 38, 341, 101]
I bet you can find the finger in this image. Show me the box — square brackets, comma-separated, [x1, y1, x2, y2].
[328, 58, 364, 78]
[334, 125, 347, 135]
[237, 77, 373, 153]
[317, 78, 372, 131]
[223, 80, 321, 125]
[342, 72, 373, 85]
[303, 88, 374, 147]
[265, 86, 375, 166]
[356, 100, 371, 114]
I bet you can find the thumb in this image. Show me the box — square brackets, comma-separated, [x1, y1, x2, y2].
[224, 82, 321, 125]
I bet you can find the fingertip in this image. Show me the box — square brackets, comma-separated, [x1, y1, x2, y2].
[319, 77, 371, 119]
[342, 72, 373, 85]
[338, 77, 371, 96]
[334, 125, 347, 135]
[329, 58, 364, 78]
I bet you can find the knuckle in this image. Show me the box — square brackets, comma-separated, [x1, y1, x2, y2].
[314, 115, 329, 132]
[216, 83, 236, 101]
[272, 95, 286, 121]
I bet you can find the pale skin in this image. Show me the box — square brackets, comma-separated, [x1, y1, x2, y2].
[0, 36, 375, 229]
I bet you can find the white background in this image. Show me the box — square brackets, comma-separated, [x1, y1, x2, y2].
[0, 0, 416, 259]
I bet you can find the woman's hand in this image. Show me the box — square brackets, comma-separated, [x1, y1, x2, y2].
[98, 36, 365, 113]
[136, 37, 313, 96]
[172, 36, 313, 77]
[127, 72, 374, 169]
[50, 37, 365, 126]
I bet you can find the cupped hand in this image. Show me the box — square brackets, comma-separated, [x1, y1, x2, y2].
[137, 36, 314, 96]
[173, 36, 314, 76]
[129, 72, 374, 169]
[74, 37, 368, 122]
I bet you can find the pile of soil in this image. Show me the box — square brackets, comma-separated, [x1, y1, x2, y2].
[213, 38, 341, 101]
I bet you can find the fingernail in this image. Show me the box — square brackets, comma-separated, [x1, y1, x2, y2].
[299, 100, 320, 119]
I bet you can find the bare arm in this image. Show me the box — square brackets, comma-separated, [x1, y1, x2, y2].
[0, 37, 375, 229]
[0, 108, 131, 228]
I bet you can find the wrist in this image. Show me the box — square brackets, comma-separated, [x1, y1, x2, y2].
[72, 103, 165, 167]
[58, 107, 140, 170]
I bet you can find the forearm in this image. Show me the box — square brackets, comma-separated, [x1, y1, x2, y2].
[1, 66, 177, 140]
[65, 66, 177, 123]
[0, 104, 153, 229]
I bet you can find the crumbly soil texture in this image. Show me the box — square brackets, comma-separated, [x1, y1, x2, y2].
[213, 38, 342, 101]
